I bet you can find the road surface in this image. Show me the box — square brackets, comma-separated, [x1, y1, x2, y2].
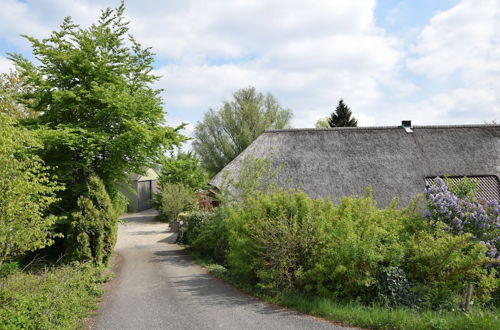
[93, 209, 353, 330]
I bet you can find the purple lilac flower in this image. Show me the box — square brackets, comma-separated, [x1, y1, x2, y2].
[425, 177, 500, 260]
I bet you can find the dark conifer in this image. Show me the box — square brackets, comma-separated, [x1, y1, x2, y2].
[328, 99, 358, 127]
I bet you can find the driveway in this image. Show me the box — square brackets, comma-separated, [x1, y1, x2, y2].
[93, 209, 353, 330]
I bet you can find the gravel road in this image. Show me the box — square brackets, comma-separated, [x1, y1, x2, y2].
[93, 209, 353, 330]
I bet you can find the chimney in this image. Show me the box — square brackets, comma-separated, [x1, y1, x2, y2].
[401, 120, 413, 133]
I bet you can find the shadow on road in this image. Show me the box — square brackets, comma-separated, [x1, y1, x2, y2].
[149, 249, 294, 317]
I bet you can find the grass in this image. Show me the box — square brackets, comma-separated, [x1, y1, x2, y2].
[0, 262, 110, 330]
[186, 249, 500, 330]
[274, 292, 500, 330]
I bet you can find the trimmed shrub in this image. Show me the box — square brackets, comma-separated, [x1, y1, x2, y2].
[66, 176, 119, 264]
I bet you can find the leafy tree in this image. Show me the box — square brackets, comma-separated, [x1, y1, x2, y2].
[314, 117, 329, 128]
[0, 69, 37, 120]
[193, 87, 292, 176]
[0, 114, 62, 265]
[8, 2, 185, 213]
[328, 99, 358, 127]
[159, 150, 208, 191]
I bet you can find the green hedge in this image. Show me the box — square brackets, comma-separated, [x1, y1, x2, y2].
[185, 189, 498, 310]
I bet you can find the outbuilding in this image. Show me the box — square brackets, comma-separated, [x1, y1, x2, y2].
[123, 168, 159, 212]
[211, 122, 500, 206]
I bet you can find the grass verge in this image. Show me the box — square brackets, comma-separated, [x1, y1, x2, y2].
[186, 249, 500, 330]
[0, 263, 110, 330]
[274, 292, 500, 330]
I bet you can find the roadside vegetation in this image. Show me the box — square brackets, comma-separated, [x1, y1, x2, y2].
[0, 2, 180, 328]
[160, 158, 500, 330]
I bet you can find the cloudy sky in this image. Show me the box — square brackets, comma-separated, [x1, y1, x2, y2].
[1, 0, 499, 135]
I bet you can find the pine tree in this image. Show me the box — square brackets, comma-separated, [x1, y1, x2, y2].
[328, 100, 358, 127]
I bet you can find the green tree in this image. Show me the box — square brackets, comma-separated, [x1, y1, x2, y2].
[314, 117, 329, 128]
[328, 99, 358, 127]
[0, 114, 62, 265]
[193, 87, 292, 176]
[0, 69, 37, 120]
[8, 2, 185, 212]
[159, 150, 208, 191]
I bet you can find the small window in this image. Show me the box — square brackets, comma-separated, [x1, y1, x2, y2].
[425, 175, 500, 201]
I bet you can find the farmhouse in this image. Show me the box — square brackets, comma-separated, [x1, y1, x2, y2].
[211, 122, 500, 206]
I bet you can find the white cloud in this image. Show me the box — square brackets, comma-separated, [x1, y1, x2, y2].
[140, 0, 404, 127]
[403, 0, 500, 124]
[0, 56, 13, 73]
[408, 0, 500, 82]
[1, 0, 497, 128]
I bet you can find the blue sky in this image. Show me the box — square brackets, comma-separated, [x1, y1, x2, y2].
[1, 0, 499, 137]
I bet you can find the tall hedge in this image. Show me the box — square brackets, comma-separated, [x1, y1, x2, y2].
[66, 176, 118, 264]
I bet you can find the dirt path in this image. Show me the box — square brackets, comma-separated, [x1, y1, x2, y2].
[93, 209, 352, 330]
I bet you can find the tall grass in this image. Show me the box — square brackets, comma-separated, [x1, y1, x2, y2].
[276, 292, 500, 330]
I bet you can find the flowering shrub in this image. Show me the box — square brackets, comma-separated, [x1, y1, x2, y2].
[424, 177, 500, 261]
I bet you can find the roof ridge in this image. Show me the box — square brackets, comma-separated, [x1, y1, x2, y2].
[265, 124, 500, 133]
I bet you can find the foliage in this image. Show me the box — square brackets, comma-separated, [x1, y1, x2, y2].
[176, 211, 212, 245]
[154, 183, 196, 222]
[159, 150, 208, 191]
[193, 184, 498, 309]
[300, 191, 405, 299]
[403, 223, 495, 309]
[443, 177, 480, 199]
[8, 1, 185, 213]
[193, 86, 292, 176]
[226, 190, 331, 291]
[0, 69, 37, 120]
[327, 99, 358, 127]
[0, 263, 106, 330]
[220, 156, 286, 203]
[206, 264, 229, 279]
[66, 176, 119, 265]
[0, 114, 62, 265]
[424, 177, 500, 260]
[0, 262, 20, 278]
[188, 207, 230, 264]
[375, 267, 415, 308]
[314, 117, 330, 128]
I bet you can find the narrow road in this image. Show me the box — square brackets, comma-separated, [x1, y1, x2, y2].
[93, 209, 352, 330]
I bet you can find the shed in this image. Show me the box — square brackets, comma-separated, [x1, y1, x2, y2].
[211, 123, 500, 206]
[123, 168, 159, 212]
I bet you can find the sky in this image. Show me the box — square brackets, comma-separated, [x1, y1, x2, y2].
[1, 0, 499, 138]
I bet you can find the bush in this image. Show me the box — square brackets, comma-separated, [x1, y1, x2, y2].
[0, 263, 104, 329]
[0, 114, 63, 265]
[189, 207, 230, 264]
[66, 176, 119, 265]
[153, 183, 195, 222]
[176, 211, 213, 245]
[302, 190, 406, 300]
[226, 190, 331, 291]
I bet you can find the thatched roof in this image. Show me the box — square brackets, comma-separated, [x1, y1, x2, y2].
[211, 124, 500, 206]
